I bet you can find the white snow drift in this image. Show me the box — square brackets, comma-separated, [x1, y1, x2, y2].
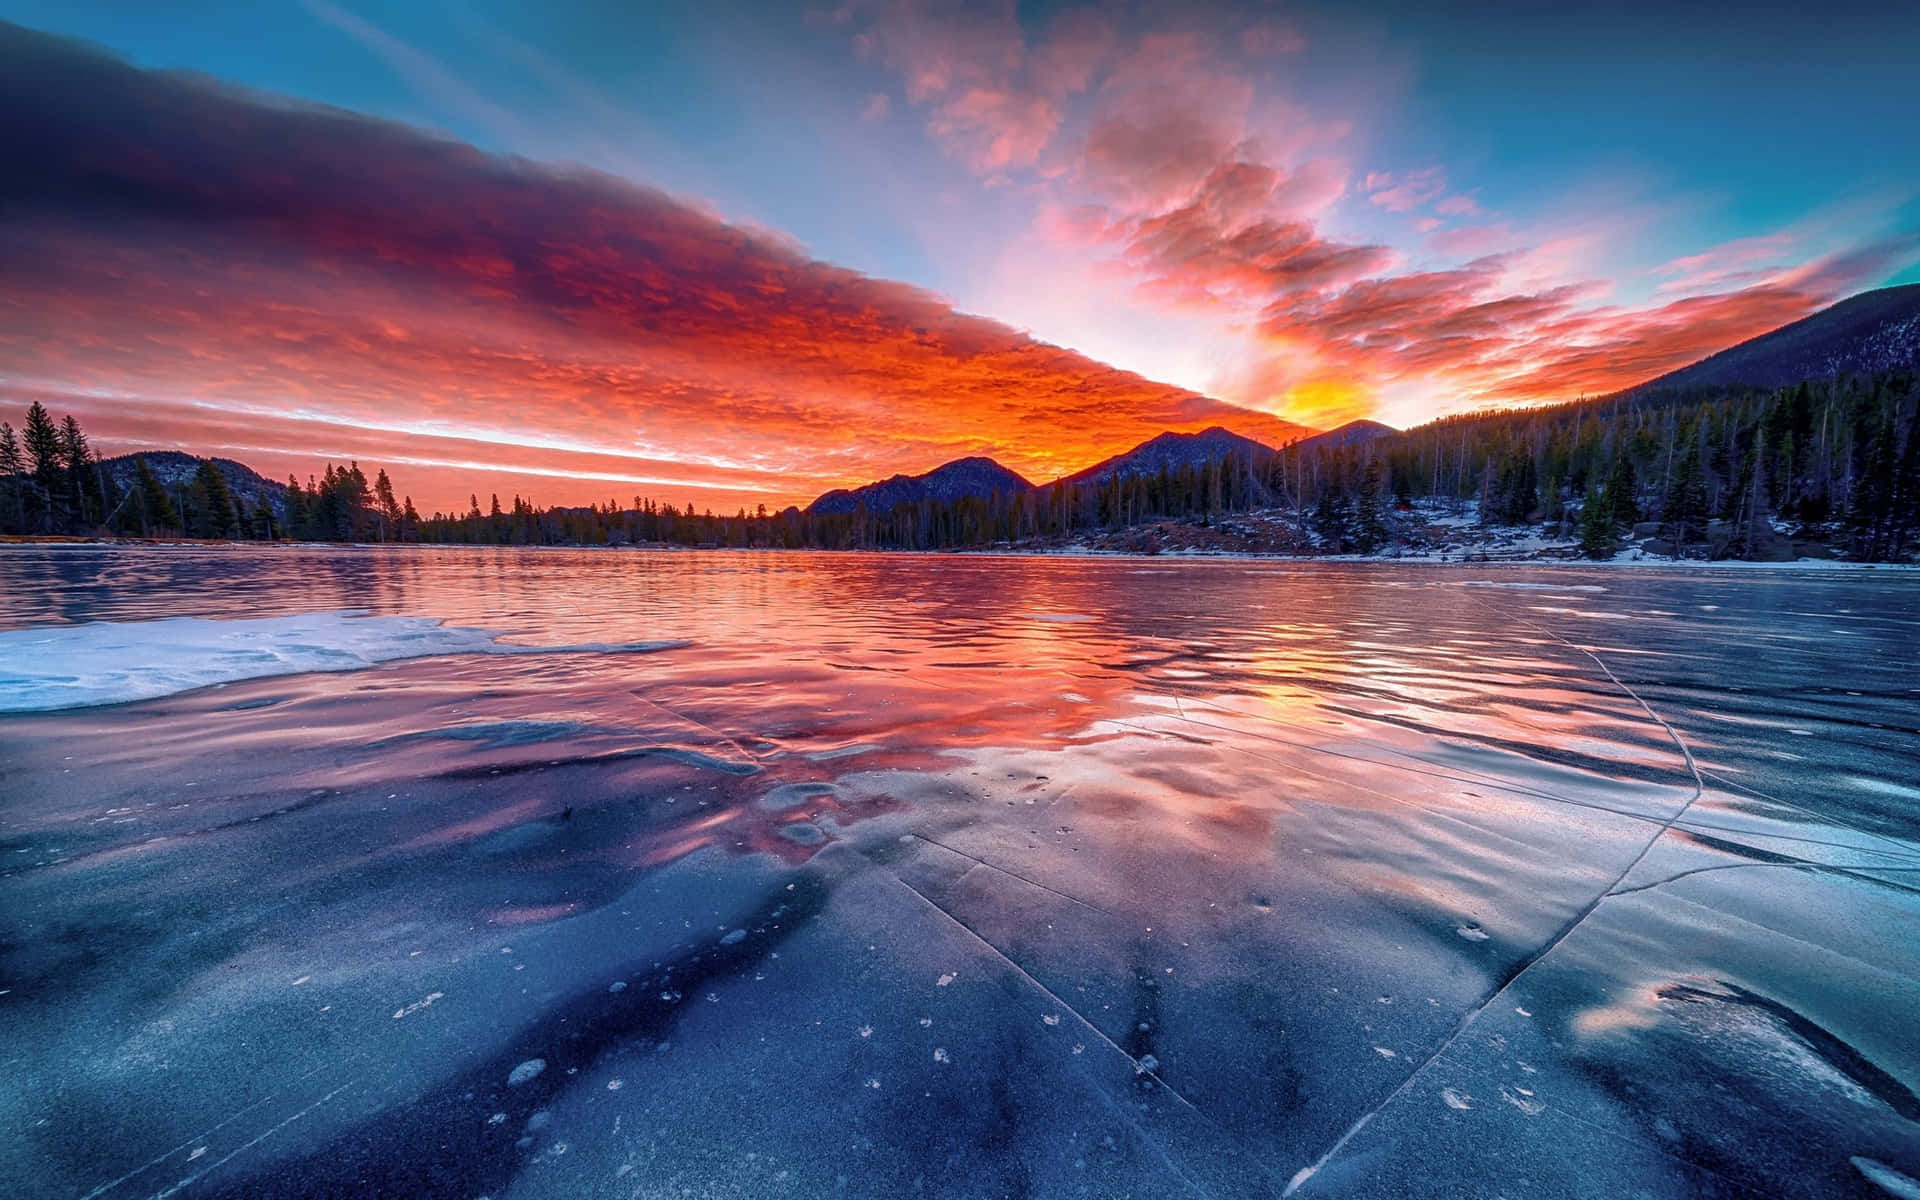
[0, 611, 683, 712]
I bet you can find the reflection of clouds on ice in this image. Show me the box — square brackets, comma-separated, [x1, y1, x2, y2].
[0, 611, 685, 712]
[1460, 581, 1609, 592]
[6, 552, 1918, 1199]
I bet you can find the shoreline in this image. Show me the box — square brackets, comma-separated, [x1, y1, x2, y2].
[4, 536, 1917, 571]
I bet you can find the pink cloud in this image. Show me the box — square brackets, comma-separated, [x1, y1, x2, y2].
[1120, 164, 1394, 310]
[927, 86, 1060, 169]
[1237, 235, 1920, 417]
[841, 4, 1919, 429]
[1427, 223, 1520, 259]
[1646, 231, 1796, 294]
[846, 1, 1122, 173]
[1365, 166, 1447, 213]
[1027, 8, 1119, 93]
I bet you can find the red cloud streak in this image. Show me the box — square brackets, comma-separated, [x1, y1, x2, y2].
[0, 22, 1306, 512]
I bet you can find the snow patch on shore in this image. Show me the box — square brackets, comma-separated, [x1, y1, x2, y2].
[0, 611, 686, 712]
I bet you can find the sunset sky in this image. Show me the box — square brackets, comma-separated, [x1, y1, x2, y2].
[3, 2, 1918, 513]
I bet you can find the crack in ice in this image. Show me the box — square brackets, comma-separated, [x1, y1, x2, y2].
[149, 1080, 356, 1199]
[1284, 599, 1710, 1195]
[906, 833, 1116, 916]
[75, 1062, 334, 1200]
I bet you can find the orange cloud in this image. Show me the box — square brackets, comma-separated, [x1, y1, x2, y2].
[844, 6, 1918, 427]
[0, 22, 1306, 512]
[1251, 242, 1920, 412]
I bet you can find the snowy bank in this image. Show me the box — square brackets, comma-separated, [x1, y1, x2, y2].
[0, 611, 686, 712]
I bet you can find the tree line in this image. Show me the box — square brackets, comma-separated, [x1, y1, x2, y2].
[4, 369, 1916, 560]
[0, 401, 419, 541]
[1301, 369, 1920, 561]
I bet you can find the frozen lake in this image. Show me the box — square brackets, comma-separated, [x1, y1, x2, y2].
[2, 547, 1917, 1199]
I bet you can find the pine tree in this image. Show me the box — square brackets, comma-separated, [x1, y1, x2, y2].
[23, 401, 63, 532]
[60, 415, 101, 529]
[243, 496, 274, 539]
[0, 422, 24, 533]
[133, 456, 179, 535]
[1578, 488, 1619, 559]
[1893, 410, 1920, 560]
[1496, 450, 1538, 524]
[1312, 487, 1352, 554]
[187, 460, 240, 539]
[1665, 441, 1709, 556]
[1353, 459, 1388, 553]
[1605, 456, 1638, 528]
[373, 469, 400, 541]
[283, 476, 309, 539]
[1849, 412, 1899, 560]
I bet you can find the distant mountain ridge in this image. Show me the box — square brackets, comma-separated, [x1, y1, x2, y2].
[803, 421, 1416, 514]
[39, 285, 1917, 536]
[1640, 283, 1920, 392]
[1288, 419, 1396, 453]
[99, 451, 287, 516]
[806, 456, 1033, 515]
[1056, 426, 1278, 489]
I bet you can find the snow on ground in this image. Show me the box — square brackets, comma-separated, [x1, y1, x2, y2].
[0, 611, 686, 713]
[1017, 495, 1919, 569]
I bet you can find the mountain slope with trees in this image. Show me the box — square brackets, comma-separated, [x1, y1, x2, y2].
[1641, 283, 1920, 392]
[1057, 427, 1277, 488]
[4, 287, 1917, 560]
[807, 457, 1033, 515]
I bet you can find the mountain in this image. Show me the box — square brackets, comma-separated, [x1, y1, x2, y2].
[1289, 419, 1397, 453]
[1641, 283, 1920, 392]
[806, 456, 1033, 515]
[99, 451, 287, 515]
[1056, 426, 1276, 488]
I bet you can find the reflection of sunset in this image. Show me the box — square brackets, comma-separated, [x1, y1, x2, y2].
[0, 551, 1702, 891]
[9, 549, 1917, 1200]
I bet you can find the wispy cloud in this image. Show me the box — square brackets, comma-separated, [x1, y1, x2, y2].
[841, 2, 1919, 427]
[0, 21, 1304, 510]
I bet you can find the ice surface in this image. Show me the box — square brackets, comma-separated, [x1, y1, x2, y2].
[1, 547, 1916, 1200]
[0, 610, 685, 712]
[1855, 1157, 1920, 1199]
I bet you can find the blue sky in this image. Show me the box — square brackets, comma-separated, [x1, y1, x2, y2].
[3, 0, 1917, 504]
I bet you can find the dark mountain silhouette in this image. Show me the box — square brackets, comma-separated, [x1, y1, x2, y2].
[1639, 283, 1920, 392]
[806, 456, 1033, 515]
[17, 286, 1914, 557]
[1289, 419, 1397, 453]
[798, 286, 1918, 520]
[98, 451, 287, 515]
[1056, 426, 1277, 488]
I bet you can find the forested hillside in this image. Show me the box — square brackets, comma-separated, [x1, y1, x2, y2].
[0, 401, 417, 541]
[5, 370, 1916, 561]
[1280, 370, 1920, 560]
